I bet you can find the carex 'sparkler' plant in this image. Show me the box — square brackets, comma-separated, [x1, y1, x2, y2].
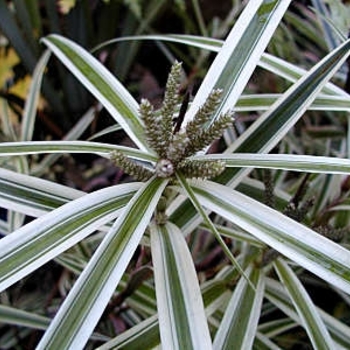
[3, 1, 350, 349]
[111, 61, 231, 182]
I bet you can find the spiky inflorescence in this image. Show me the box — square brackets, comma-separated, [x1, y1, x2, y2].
[111, 61, 235, 181]
[139, 99, 162, 153]
[178, 159, 226, 179]
[160, 61, 182, 120]
[140, 61, 182, 158]
[185, 111, 233, 156]
[110, 150, 153, 181]
[166, 132, 189, 166]
[158, 61, 182, 153]
[186, 89, 223, 136]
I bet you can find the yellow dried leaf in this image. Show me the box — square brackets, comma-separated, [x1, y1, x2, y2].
[57, 0, 77, 14]
[0, 48, 19, 88]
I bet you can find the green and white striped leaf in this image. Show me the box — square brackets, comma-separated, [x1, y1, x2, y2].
[32, 105, 99, 176]
[265, 278, 350, 348]
[274, 258, 335, 350]
[98, 267, 234, 349]
[235, 94, 350, 112]
[0, 167, 84, 217]
[183, 0, 292, 126]
[259, 52, 347, 96]
[150, 222, 212, 350]
[0, 182, 140, 292]
[37, 177, 167, 350]
[96, 314, 160, 350]
[20, 50, 51, 142]
[171, 30, 350, 236]
[0, 305, 49, 331]
[41, 34, 149, 151]
[193, 153, 350, 174]
[176, 172, 252, 286]
[254, 332, 283, 350]
[0, 141, 156, 162]
[187, 180, 350, 294]
[95, 34, 347, 96]
[213, 266, 264, 350]
[227, 38, 350, 157]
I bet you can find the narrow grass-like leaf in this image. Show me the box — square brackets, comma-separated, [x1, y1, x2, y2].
[32, 105, 98, 176]
[88, 124, 122, 141]
[259, 53, 347, 96]
[0, 141, 156, 162]
[265, 278, 350, 348]
[96, 315, 160, 350]
[98, 269, 233, 349]
[187, 180, 350, 294]
[258, 318, 298, 339]
[97, 34, 347, 96]
[0, 305, 108, 342]
[254, 332, 283, 350]
[176, 172, 253, 288]
[213, 266, 264, 350]
[41, 34, 149, 151]
[235, 94, 350, 112]
[20, 50, 51, 141]
[0, 305, 49, 331]
[37, 177, 167, 350]
[274, 258, 335, 349]
[226, 38, 350, 157]
[193, 153, 350, 174]
[0, 183, 139, 292]
[150, 221, 212, 350]
[183, 0, 292, 126]
[0, 167, 84, 217]
[171, 26, 350, 235]
[91, 34, 222, 53]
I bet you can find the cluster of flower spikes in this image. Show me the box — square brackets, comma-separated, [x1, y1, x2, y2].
[110, 61, 234, 181]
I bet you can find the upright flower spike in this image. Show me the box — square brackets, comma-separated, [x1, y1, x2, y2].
[179, 159, 226, 179]
[185, 111, 233, 156]
[111, 61, 233, 181]
[186, 89, 223, 136]
[166, 132, 188, 166]
[110, 150, 153, 181]
[139, 98, 160, 153]
[158, 61, 183, 156]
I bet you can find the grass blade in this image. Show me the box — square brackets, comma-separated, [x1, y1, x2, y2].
[188, 180, 350, 294]
[96, 34, 347, 96]
[150, 221, 212, 350]
[41, 34, 149, 151]
[0, 183, 140, 292]
[0, 168, 84, 217]
[227, 38, 350, 157]
[0, 305, 49, 331]
[36, 177, 167, 350]
[183, 0, 292, 126]
[274, 258, 335, 349]
[213, 266, 264, 350]
[193, 153, 350, 174]
[265, 278, 350, 348]
[176, 172, 253, 288]
[0, 141, 156, 162]
[20, 50, 51, 141]
[96, 315, 160, 350]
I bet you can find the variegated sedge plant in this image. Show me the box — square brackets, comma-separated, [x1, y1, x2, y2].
[2, 1, 350, 349]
